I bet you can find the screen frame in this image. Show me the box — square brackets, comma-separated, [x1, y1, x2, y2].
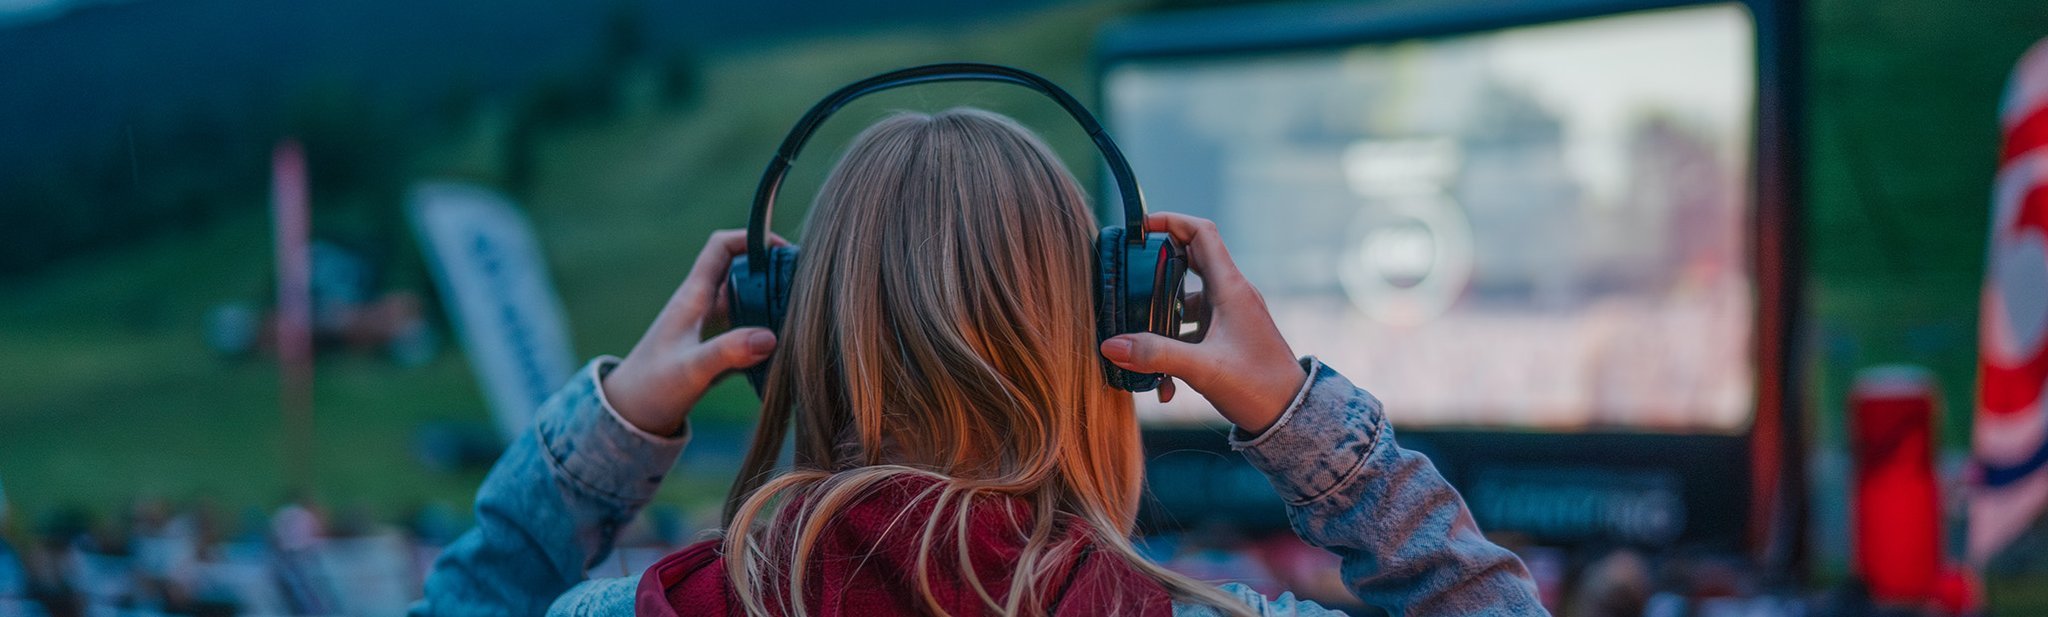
[1096, 0, 1805, 575]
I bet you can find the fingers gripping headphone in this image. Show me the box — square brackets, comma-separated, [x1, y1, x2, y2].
[726, 62, 1187, 392]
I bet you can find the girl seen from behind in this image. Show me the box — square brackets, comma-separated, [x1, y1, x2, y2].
[413, 108, 1545, 616]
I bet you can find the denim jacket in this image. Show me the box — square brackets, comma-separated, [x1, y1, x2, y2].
[410, 357, 1544, 616]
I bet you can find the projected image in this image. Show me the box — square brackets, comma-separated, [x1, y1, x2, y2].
[1106, 4, 1757, 433]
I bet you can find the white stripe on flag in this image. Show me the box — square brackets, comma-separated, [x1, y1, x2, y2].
[2001, 38, 2048, 129]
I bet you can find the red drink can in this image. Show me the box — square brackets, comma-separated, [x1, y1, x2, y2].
[1850, 365, 1942, 603]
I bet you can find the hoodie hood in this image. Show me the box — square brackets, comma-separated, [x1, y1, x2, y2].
[637, 476, 1172, 616]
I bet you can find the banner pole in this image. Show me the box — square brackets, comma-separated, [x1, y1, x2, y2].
[272, 140, 315, 494]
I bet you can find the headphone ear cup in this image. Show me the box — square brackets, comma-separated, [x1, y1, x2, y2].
[1094, 224, 1124, 345]
[725, 246, 801, 331]
[767, 245, 800, 329]
[727, 245, 799, 394]
[1095, 226, 1157, 392]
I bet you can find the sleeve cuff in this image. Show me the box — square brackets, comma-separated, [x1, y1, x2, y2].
[590, 356, 692, 445]
[1228, 356, 1389, 505]
[1228, 356, 1322, 448]
[532, 356, 690, 506]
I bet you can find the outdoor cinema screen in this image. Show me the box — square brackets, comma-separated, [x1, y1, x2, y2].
[1106, 3, 1758, 434]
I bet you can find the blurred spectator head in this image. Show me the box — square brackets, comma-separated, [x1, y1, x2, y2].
[1569, 549, 1653, 617]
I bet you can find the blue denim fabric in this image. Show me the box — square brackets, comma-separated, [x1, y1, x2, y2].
[412, 357, 1544, 616]
[1210, 358, 1546, 616]
[410, 357, 685, 617]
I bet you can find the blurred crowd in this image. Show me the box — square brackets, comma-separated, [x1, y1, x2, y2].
[0, 488, 1959, 617]
[0, 493, 1369, 617]
[0, 495, 692, 617]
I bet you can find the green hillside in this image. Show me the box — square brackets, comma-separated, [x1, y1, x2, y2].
[0, 1, 1132, 521]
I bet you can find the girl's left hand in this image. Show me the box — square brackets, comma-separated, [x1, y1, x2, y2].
[1099, 213, 1304, 435]
[601, 229, 785, 436]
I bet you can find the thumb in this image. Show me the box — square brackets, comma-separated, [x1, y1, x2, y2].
[690, 327, 778, 377]
[1100, 333, 1203, 379]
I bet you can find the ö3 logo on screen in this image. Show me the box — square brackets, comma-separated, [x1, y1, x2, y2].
[1337, 138, 1475, 326]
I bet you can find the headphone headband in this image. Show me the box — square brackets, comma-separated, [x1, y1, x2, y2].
[745, 62, 1148, 272]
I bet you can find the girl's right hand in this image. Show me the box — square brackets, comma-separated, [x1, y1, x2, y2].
[1099, 213, 1307, 435]
[602, 229, 784, 437]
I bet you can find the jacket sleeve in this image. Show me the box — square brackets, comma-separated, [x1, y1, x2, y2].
[1172, 582, 1348, 616]
[1228, 358, 1546, 616]
[410, 357, 680, 617]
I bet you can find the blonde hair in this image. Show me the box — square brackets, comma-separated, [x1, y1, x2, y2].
[720, 108, 1253, 616]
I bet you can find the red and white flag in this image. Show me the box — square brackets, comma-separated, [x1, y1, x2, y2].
[1971, 37, 2048, 564]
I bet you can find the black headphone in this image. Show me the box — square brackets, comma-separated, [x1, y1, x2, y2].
[725, 62, 1187, 393]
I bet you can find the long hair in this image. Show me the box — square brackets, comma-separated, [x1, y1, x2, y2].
[719, 108, 1254, 616]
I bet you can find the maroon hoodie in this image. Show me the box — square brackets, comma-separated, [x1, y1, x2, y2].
[635, 477, 1174, 616]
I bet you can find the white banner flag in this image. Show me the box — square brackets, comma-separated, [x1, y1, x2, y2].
[409, 181, 577, 440]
